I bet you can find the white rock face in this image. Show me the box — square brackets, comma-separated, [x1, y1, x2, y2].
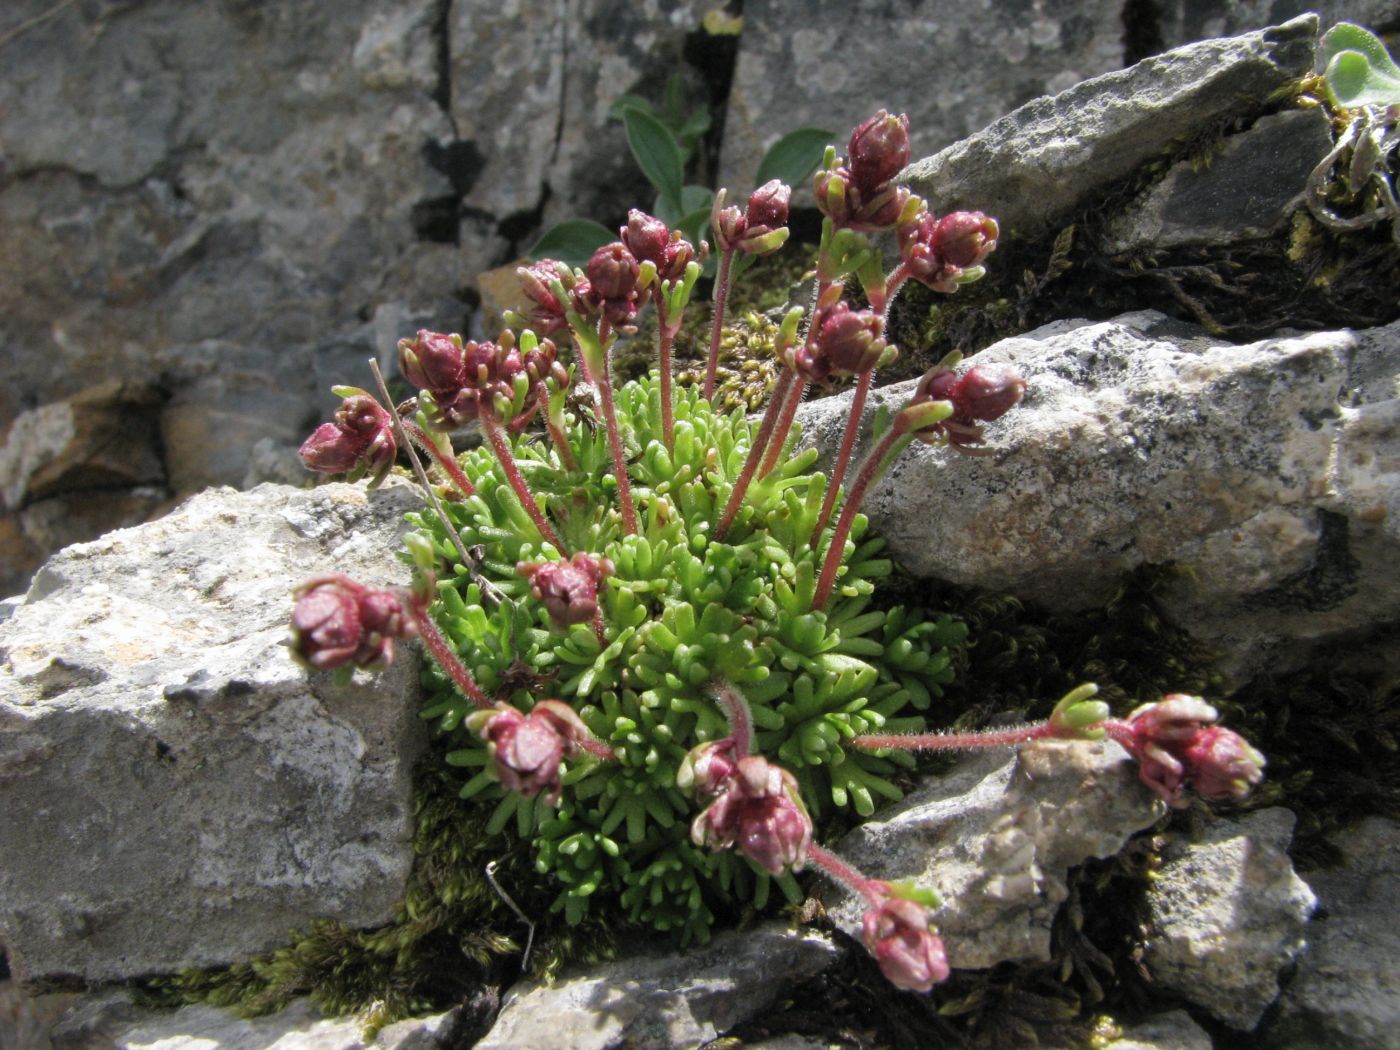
[820, 740, 1163, 970]
[1145, 808, 1316, 1030]
[798, 310, 1400, 681]
[1265, 816, 1400, 1050]
[475, 923, 840, 1050]
[0, 480, 426, 984]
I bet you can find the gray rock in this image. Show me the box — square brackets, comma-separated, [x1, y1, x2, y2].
[1100, 1010, 1215, 1050]
[34, 992, 454, 1050]
[0, 479, 426, 984]
[475, 923, 839, 1050]
[902, 16, 1318, 239]
[718, 0, 1127, 196]
[1103, 107, 1334, 253]
[1145, 808, 1316, 1030]
[798, 310, 1400, 682]
[1265, 816, 1400, 1050]
[1154, 0, 1400, 53]
[821, 740, 1163, 970]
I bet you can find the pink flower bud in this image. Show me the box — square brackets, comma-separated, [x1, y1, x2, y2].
[621, 210, 671, 267]
[690, 755, 812, 875]
[517, 259, 575, 336]
[677, 738, 739, 799]
[815, 164, 909, 233]
[848, 110, 911, 194]
[471, 700, 591, 805]
[298, 394, 397, 483]
[745, 179, 791, 231]
[861, 896, 950, 992]
[949, 365, 1026, 422]
[585, 242, 640, 303]
[290, 575, 416, 671]
[814, 303, 886, 377]
[710, 190, 747, 253]
[932, 211, 998, 269]
[398, 330, 465, 394]
[1118, 695, 1265, 807]
[517, 553, 615, 628]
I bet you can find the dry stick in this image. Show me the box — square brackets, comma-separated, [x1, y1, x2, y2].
[400, 418, 475, 498]
[756, 373, 807, 479]
[811, 369, 872, 547]
[812, 426, 904, 611]
[714, 367, 796, 542]
[479, 411, 568, 554]
[702, 247, 736, 400]
[369, 359, 477, 573]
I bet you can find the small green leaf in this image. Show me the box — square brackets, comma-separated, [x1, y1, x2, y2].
[755, 127, 836, 190]
[608, 94, 657, 122]
[528, 219, 616, 268]
[625, 107, 685, 215]
[1319, 23, 1400, 107]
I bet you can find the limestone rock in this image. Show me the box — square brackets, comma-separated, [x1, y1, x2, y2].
[1153, 0, 1400, 52]
[821, 740, 1163, 970]
[0, 480, 426, 984]
[1144, 808, 1316, 1030]
[1103, 107, 1334, 253]
[475, 923, 840, 1050]
[718, 0, 1126, 195]
[797, 310, 1400, 681]
[1265, 816, 1400, 1050]
[902, 16, 1318, 239]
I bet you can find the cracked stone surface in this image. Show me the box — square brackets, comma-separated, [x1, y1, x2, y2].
[821, 740, 1164, 970]
[0, 479, 425, 984]
[1144, 808, 1316, 1031]
[797, 309, 1400, 682]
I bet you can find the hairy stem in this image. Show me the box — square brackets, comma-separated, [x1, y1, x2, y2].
[757, 374, 807, 479]
[805, 843, 886, 906]
[813, 427, 906, 610]
[540, 385, 578, 471]
[410, 597, 491, 709]
[401, 419, 475, 499]
[811, 369, 872, 547]
[854, 722, 1056, 752]
[574, 734, 618, 762]
[480, 411, 568, 554]
[711, 678, 754, 757]
[658, 306, 677, 452]
[715, 367, 796, 542]
[703, 248, 736, 400]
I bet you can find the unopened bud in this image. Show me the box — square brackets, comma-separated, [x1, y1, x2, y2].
[848, 110, 911, 193]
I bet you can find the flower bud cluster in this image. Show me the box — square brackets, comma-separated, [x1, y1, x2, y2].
[683, 748, 813, 875]
[397, 328, 562, 429]
[1116, 695, 1266, 807]
[814, 110, 912, 232]
[466, 700, 594, 806]
[711, 180, 792, 255]
[298, 391, 397, 483]
[516, 553, 615, 629]
[897, 209, 999, 292]
[900, 363, 1027, 452]
[785, 300, 889, 386]
[290, 575, 416, 671]
[861, 892, 950, 993]
[621, 209, 700, 283]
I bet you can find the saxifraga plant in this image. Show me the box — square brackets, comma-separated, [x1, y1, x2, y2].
[293, 111, 1267, 993]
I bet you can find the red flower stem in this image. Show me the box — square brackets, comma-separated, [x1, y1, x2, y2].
[714, 367, 796, 542]
[540, 385, 578, 471]
[591, 609, 607, 649]
[410, 599, 491, 709]
[575, 735, 618, 761]
[1101, 720, 1136, 749]
[368, 359, 476, 572]
[590, 318, 639, 535]
[811, 369, 873, 548]
[854, 722, 1056, 752]
[658, 306, 677, 451]
[805, 843, 886, 906]
[881, 264, 911, 329]
[480, 411, 568, 554]
[757, 374, 807, 479]
[401, 419, 475, 499]
[813, 427, 905, 611]
[711, 678, 754, 757]
[703, 247, 736, 400]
